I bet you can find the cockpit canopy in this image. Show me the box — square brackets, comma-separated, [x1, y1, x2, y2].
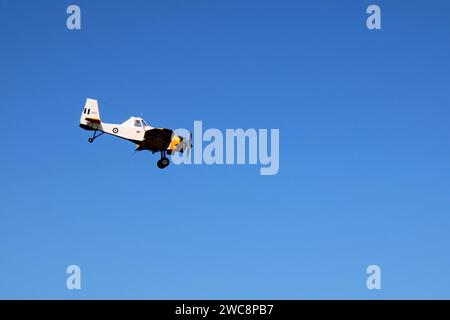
[123, 116, 152, 129]
[134, 119, 148, 127]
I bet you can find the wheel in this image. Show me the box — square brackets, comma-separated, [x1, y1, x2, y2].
[88, 138, 94, 143]
[157, 159, 165, 169]
[161, 157, 170, 167]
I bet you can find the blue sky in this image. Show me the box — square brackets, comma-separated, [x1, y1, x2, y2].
[1, 0, 450, 299]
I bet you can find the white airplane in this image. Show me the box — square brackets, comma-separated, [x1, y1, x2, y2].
[79, 98, 191, 169]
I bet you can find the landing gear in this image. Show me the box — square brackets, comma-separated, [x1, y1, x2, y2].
[88, 130, 104, 143]
[157, 150, 170, 169]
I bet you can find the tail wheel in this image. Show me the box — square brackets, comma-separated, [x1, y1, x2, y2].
[88, 138, 94, 143]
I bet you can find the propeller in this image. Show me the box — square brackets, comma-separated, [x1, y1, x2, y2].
[185, 132, 192, 158]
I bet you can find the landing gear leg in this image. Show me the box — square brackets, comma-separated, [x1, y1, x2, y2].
[157, 150, 170, 169]
[88, 130, 104, 143]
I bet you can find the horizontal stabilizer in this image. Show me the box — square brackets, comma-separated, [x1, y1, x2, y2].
[85, 117, 101, 124]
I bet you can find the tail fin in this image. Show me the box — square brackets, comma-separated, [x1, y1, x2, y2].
[80, 98, 101, 126]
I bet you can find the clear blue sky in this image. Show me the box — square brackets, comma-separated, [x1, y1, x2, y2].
[1, 0, 450, 299]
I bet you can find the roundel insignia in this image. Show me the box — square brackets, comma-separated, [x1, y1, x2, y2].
[113, 128, 119, 134]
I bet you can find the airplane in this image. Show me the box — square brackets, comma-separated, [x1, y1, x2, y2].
[79, 98, 191, 169]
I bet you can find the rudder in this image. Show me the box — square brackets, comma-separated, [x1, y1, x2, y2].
[80, 98, 101, 126]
